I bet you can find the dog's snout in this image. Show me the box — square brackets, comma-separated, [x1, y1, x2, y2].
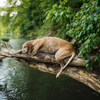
[19, 50, 22, 54]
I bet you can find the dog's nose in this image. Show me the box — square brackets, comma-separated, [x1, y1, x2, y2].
[19, 50, 22, 54]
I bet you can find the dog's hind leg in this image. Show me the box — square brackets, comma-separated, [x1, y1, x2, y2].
[55, 49, 74, 78]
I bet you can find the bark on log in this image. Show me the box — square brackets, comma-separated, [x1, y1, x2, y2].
[0, 41, 100, 94]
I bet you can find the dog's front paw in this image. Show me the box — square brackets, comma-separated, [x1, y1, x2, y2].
[10, 50, 21, 55]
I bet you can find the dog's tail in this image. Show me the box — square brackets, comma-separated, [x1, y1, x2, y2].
[62, 52, 75, 70]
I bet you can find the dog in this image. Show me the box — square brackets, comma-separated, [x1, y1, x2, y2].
[21, 37, 75, 78]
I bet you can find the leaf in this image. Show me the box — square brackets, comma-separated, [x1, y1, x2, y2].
[97, 22, 100, 27]
[60, 11, 64, 16]
[94, 16, 97, 21]
[98, 13, 100, 19]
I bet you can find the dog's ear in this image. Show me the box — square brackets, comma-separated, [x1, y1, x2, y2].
[31, 44, 34, 53]
[27, 43, 34, 55]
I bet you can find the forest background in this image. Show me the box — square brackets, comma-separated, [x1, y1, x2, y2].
[0, 0, 100, 69]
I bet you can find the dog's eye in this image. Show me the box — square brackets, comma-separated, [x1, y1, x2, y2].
[24, 46, 27, 48]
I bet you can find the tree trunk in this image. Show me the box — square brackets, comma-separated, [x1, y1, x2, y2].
[0, 41, 100, 93]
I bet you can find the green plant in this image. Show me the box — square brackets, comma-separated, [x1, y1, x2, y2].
[0, 38, 9, 42]
[0, 0, 59, 35]
[68, 0, 100, 69]
[45, 0, 75, 39]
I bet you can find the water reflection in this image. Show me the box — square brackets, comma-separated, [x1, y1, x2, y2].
[0, 38, 100, 100]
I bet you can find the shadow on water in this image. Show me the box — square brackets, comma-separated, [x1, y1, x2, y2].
[0, 38, 100, 100]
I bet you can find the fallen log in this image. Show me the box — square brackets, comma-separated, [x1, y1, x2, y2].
[0, 41, 100, 94]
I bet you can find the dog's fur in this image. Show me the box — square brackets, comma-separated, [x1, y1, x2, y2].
[21, 37, 75, 78]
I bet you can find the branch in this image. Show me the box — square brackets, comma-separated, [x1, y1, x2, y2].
[0, 41, 100, 94]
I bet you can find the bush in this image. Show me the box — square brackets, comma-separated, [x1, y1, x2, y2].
[0, 38, 9, 42]
[68, 1, 100, 69]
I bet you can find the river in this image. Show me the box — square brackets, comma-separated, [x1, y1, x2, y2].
[0, 38, 100, 100]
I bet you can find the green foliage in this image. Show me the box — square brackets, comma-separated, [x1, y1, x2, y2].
[67, 1, 100, 69]
[85, 60, 93, 70]
[0, 19, 6, 34]
[95, 53, 100, 66]
[0, 37, 9, 42]
[34, 22, 53, 36]
[45, 2, 75, 38]
[0, 0, 58, 35]
[45, 0, 88, 39]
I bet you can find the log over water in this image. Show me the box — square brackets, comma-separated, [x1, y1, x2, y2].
[0, 41, 100, 93]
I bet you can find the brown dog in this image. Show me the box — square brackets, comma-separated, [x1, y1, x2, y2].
[21, 37, 75, 78]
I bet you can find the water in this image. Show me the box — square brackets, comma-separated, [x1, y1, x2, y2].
[0, 38, 100, 100]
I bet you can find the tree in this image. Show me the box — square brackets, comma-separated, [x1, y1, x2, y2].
[0, 0, 58, 35]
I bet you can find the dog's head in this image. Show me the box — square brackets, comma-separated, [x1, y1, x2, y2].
[21, 42, 29, 53]
[21, 41, 33, 54]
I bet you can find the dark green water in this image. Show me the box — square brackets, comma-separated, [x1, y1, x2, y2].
[0, 38, 100, 100]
